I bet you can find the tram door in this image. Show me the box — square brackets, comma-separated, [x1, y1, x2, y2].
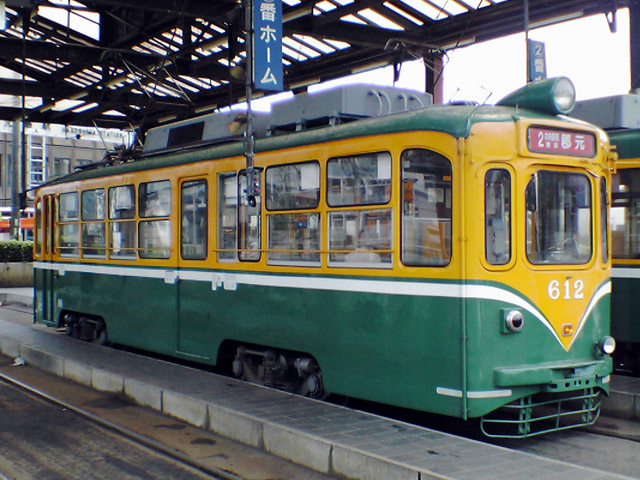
[39, 195, 56, 324]
[176, 177, 212, 359]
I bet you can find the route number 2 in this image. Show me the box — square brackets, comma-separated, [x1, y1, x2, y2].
[548, 279, 584, 300]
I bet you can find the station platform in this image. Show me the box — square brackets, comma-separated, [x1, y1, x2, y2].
[0, 287, 33, 308]
[0, 292, 634, 480]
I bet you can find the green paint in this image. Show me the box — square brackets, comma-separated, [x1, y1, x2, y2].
[34, 266, 611, 420]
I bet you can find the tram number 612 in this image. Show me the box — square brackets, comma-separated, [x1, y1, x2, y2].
[548, 279, 584, 300]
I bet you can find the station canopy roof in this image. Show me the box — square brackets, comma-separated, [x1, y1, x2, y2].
[0, 0, 625, 136]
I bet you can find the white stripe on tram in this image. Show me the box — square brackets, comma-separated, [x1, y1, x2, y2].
[612, 267, 640, 279]
[435, 387, 513, 399]
[34, 261, 610, 351]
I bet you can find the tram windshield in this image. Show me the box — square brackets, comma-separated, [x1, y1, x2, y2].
[525, 171, 592, 264]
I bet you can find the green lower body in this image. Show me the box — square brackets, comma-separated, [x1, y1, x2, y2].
[34, 264, 612, 427]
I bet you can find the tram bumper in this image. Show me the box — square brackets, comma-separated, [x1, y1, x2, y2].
[481, 358, 612, 438]
[493, 358, 612, 392]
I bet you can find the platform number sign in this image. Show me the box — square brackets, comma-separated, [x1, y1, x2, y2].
[252, 0, 283, 92]
[527, 39, 546, 83]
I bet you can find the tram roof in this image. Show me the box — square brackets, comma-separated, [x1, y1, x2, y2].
[0, 0, 626, 138]
[609, 129, 640, 161]
[40, 102, 560, 187]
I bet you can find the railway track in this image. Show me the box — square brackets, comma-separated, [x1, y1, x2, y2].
[0, 353, 336, 480]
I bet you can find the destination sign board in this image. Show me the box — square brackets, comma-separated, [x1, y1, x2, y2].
[527, 127, 596, 157]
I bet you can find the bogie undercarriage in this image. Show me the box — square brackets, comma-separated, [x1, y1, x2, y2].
[62, 311, 109, 345]
[231, 345, 325, 399]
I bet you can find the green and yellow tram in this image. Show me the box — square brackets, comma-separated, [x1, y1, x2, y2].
[572, 94, 640, 374]
[34, 78, 615, 437]
[609, 128, 640, 373]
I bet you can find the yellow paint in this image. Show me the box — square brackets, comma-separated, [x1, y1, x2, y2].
[34, 115, 612, 351]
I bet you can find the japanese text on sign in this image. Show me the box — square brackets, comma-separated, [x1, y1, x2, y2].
[252, 0, 283, 92]
[528, 127, 596, 158]
[527, 39, 546, 82]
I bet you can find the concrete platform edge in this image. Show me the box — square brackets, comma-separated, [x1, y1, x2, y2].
[0, 333, 447, 480]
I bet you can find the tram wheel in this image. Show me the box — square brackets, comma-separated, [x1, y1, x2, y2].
[96, 320, 109, 346]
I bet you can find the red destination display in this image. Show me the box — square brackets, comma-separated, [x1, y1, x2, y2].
[528, 127, 596, 157]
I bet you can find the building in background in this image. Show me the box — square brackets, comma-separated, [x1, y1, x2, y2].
[0, 122, 131, 240]
[0, 121, 132, 206]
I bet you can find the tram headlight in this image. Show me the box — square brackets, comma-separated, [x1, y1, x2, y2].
[496, 77, 576, 115]
[552, 77, 576, 114]
[598, 336, 616, 356]
[504, 310, 524, 333]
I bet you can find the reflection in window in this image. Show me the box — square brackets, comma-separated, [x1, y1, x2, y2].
[238, 172, 261, 261]
[485, 169, 511, 265]
[58, 192, 79, 257]
[218, 173, 237, 261]
[526, 171, 592, 264]
[110, 221, 136, 259]
[109, 185, 135, 219]
[109, 185, 136, 259]
[401, 149, 452, 266]
[139, 220, 171, 259]
[329, 209, 392, 266]
[139, 180, 171, 217]
[59, 192, 78, 222]
[327, 152, 391, 206]
[82, 223, 106, 257]
[610, 169, 640, 259]
[59, 224, 80, 257]
[181, 179, 208, 260]
[81, 188, 106, 258]
[35, 200, 42, 257]
[266, 162, 320, 210]
[81, 189, 105, 221]
[268, 213, 320, 265]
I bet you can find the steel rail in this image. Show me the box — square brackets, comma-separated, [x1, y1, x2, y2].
[0, 370, 245, 480]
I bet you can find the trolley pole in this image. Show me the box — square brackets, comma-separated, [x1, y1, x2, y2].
[244, 0, 254, 173]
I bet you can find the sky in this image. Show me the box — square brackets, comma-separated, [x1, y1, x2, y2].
[260, 7, 632, 109]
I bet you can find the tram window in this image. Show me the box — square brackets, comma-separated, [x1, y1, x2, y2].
[525, 171, 592, 264]
[238, 172, 261, 261]
[59, 192, 78, 222]
[58, 192, 79, 257]
[81, 223, 106, 257]
[109, 185, 135, 219]
[601, 177, 609, 263]
[139, 180, 171, 217]
[35, 200, 42, 257]
[328, 209, 392, 267]
[218, 173, 237, 262]
[110, 221, 136, 259]
[59, 224, 80, 257]
[109, 184, 136, 260]
[400, 149, 452, 266]
[611, 169, 640, 259]
[81, 189, 105, 221]
[268, 213, 320, 265]
[81, 189, 106, 257]
[485, 169, 511, 265]
[139, 220, 171, 259]
[327, 152, 391, 207]
[181, 179, 208, 260]
[266, 161, 320, 210]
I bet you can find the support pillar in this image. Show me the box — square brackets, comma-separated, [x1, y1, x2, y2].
[425, 53, 444, 104]
[630, 1, 640, 92]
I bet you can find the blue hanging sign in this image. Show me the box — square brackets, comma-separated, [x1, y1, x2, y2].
[252, 0, 283, 91]
[527, 39, 547, 82]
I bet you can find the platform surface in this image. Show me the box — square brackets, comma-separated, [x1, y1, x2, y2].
[0, 302, 634, 480]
